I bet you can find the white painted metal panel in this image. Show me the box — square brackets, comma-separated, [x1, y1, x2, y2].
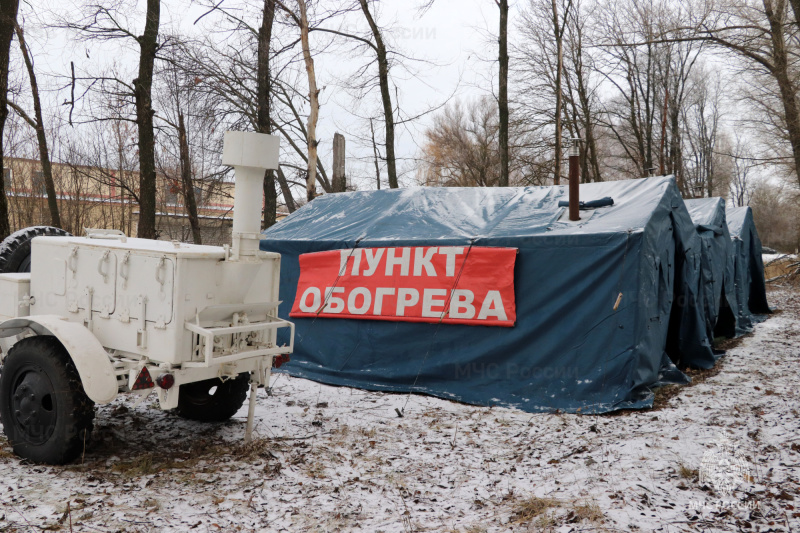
[117, 254, 175, 325]
[0, 273, 30, 320]
[68, 246, 117, 315]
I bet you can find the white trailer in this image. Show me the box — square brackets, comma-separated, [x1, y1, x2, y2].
[0, 132, 294, 464]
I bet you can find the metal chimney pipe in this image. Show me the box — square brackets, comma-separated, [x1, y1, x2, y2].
[568, 137, 581, 221]
[222, 131, 280, 259]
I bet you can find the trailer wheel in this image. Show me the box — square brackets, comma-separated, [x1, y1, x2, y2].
[0, 226, 71, 273]
[0, 336, 95, 464]
[176, 374, 250, 422]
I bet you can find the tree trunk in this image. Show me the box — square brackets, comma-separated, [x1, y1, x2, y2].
[178, 112, 201, 244]
[359, 0, 398, 188]
[0, 0, 19, 239]
[551, 0, 562, 185]
[669, 98, 683, 191]
[258, 0, 277, 229]
[370, 118, 381, 189]
[115, 120, 127, 234]
[562, 55, 591, 183]
[571, 24, 602, 182]
[297, 0, 319, 202]
[659, 87, 668, 176]
[134, 0, 160, 239]
[276, 167, 296, 212]
[789, 0, 800, 29]
[499, 0, 510, 187]
[14, 22, 60, 228]
[643, 49, 655, 174]
[765, 0, 800, 184]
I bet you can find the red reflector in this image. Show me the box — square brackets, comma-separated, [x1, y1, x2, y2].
[132, 366, 155, 390]
[272, 354, 291, 368]
[156, 373, 175, 390]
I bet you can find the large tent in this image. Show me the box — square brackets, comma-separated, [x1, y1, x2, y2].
[727, 206, 770, 332]
[261, 176, 716, 414]
[684, 198, 739, 338]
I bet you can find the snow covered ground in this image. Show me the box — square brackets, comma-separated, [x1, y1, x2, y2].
[763, 253, 796, 264]
[1, 287, 799, 532]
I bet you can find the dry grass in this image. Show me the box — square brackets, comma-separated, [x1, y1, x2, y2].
[111, 453, 158, 476]
[305, 461, 327, 479]
[650, 361, 727, 410]
[765, 256, 796, 280]
[679, 463, 698, 480]
[142, 497, 160, 510]
[512, 495, 560, 523]
[534, 511, 559, 529]
[0, 437, 15, 459]
[511, 496, 606, 529]
[766, 256, 800, 287]
[110, 453, 206, 477]
[571, 501, 605, 524]
[98, 436, 291, 481]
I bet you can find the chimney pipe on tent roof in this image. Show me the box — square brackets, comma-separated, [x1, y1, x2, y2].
[568, 138, 581, 221]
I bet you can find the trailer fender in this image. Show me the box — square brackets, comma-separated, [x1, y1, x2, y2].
[0, 315, 117, 404]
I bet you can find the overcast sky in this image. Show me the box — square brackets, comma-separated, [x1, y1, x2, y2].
[316, 0, 505, 188]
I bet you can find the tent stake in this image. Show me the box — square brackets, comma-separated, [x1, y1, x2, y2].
[245, 381, 258, 444]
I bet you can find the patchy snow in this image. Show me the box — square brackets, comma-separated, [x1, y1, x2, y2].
[1, 288, 799, 532]
[763, 253, 796, 264]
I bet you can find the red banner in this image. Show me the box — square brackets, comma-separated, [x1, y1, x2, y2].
[290, 246, 516, 327]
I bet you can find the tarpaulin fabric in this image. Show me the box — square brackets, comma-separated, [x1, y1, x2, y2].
[726, 206, 771, 333]
[261, 176, 715, 414]
[684, 198, 739, 339]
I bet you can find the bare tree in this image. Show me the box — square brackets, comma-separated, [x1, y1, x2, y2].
[593, 0, 702, 187]
[681, 66, 724, 197]
[178, 0, 331, 211]
[176, 111, 202, 243]
[420, 97, 501, 187]
[9, 20, 61, 227]
[517, 0, 603, 183]
[726, 134, 757, 207]
[551, 0, 569, 184]
[0, 0, 19, 238]
[498, 0, 510, 186]
[296, 0, 404, 189]
[691, 0, 800, 184]
[296, 0, 319, 202]
[370, 117, 382, 189]
[65, 0, 162, 238]
[135, 0, 160, 239]
[259, 0, 277, 227]
[562, 0, 602, 182]
[597, 0, 664, 177]
[749, 178, 800, 250]
[358, 0, 398, 189]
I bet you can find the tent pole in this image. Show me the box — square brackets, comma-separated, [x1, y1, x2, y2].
[569, 138, 581, 221]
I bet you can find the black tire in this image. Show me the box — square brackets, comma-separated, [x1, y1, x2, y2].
[0, 336, 95, 464]
[176, 373, 250, 422]
[0, 226, 71, 273]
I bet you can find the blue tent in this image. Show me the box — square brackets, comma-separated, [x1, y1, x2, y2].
[684, 198, 739, 338]
[261, 176, 716, 414]
[726, 206, 770, 332]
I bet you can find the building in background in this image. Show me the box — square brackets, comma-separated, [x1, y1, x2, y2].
[2, 158, 287, 245]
